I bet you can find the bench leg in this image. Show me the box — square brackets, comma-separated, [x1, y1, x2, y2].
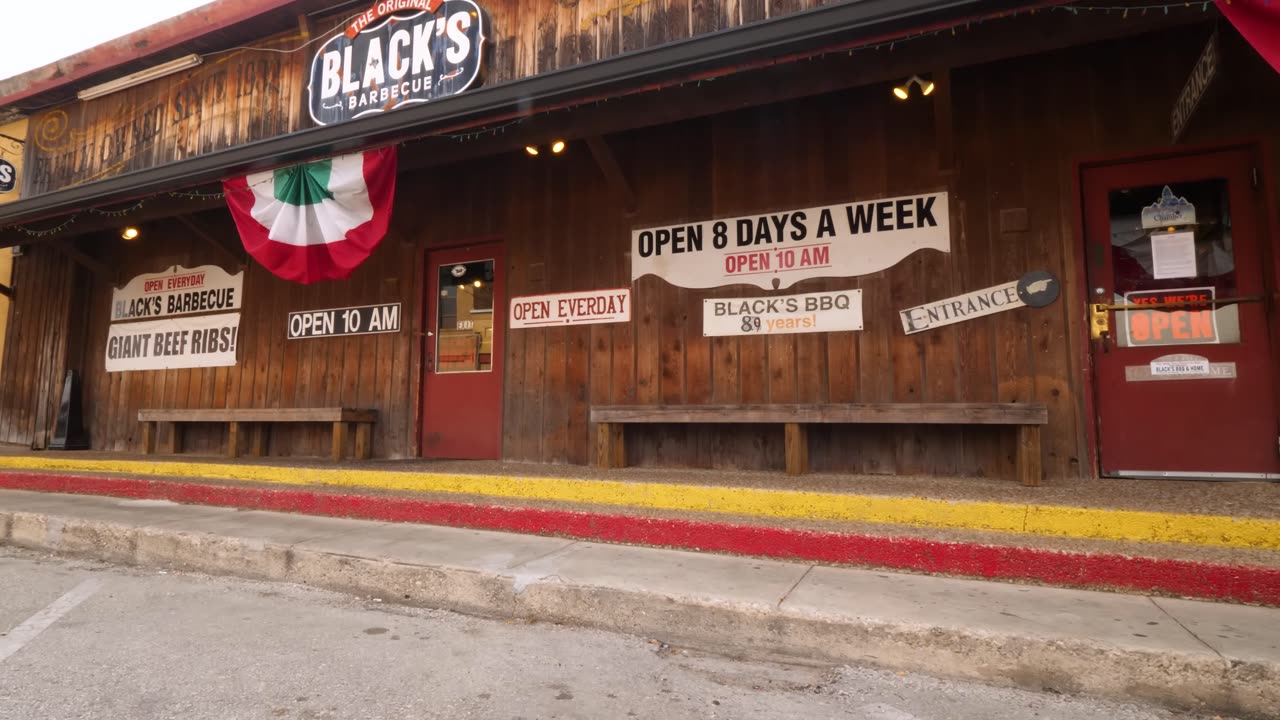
[596, 423, 625, 469]
[354, 423, 372, 460]
[228, 422, 242, 458]
[163, 423, 183, 455]
[785, 423, 809, 476]
[249, 424, 269, 458]
[332, 422, 349, 462]
[141, 422, 156, 455]
[1017, 425, 1042, 487]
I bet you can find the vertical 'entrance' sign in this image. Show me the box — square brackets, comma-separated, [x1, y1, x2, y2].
[307, 0, 488, 126]
[1171, 31, 1218, 143]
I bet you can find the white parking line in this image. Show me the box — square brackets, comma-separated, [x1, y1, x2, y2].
[0, 578, 104, 663]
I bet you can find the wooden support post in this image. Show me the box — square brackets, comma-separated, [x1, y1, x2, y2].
[584, 135, 637, 216]
[332, 421, 349, 462]
[784, 423, 809, 476]
[0, 283, 12, 299]
[249, 424, 269, 458]
[289, 12, 313, 132]
[228, 421, 242, 458]
[176, 215, 242, 268]
[163, 423, 183, 454]
[1017, 425, 1042, 487]
[596, 423, 625, 469]
[354, 422, 372, 460]
[141, 422, 156, 455]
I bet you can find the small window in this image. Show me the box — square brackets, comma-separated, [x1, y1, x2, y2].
[435, 260, 495, 373]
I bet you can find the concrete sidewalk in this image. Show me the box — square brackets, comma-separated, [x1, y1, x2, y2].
[2, 488, 1278, 719]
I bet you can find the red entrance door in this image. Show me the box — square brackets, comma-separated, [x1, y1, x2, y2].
[421, 243, 505, 459]
[1083, 149, 1279, 479]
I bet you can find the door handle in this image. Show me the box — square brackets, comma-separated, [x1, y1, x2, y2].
[1089, 304, 1111, 341]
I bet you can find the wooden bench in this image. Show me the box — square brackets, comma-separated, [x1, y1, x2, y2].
[138, 408, 378, 462]
[590, 403, 1049, 486]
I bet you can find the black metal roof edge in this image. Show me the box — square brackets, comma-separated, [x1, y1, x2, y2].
[0, 0, 999, 229]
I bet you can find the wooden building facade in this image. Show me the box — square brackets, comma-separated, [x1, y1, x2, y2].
[0, 0, 1277, 483]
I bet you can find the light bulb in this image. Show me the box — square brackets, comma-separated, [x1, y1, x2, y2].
[921, 81, 935, 96]
[525, 146, 539, 156]
[892, 86, 909, 100]
[121, 227, 140, 240]
[551, 140, 566, 153]
[473, 279, 482, 288]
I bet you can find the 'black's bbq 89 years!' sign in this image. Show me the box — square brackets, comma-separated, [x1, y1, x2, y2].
[307, 0, 488, 126]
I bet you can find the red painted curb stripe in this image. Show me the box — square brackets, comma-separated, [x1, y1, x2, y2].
[3, 470, 1278, 606]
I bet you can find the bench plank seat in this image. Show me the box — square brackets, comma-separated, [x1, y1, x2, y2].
[138, 407, 377, 461]
[591, 403, 1047, 426]
[139, 408, 377, 424]
[590, 403, 1047, 486]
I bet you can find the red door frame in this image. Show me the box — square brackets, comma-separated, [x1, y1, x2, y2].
[1070, 138, 1280, 478]
[418, 239, 506, 459]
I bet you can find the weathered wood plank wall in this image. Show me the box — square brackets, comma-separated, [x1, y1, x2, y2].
[21, 29, 307, 196]
[2, 22, 1269, 481]
[23, 0, 832, 198]
[0, 245, 76, 448]
[69, 212, 418, 458]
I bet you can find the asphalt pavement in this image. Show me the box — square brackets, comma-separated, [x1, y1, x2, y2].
[0, 547, 1229, 720]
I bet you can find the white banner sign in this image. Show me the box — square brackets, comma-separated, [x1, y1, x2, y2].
[510, 289, 631, 328]
[632, 192, 949, 290]
[112, 264, 244, 322]
[105, 313, 241, 372]
[899, 281, 1023, 334]
[704, 290, 863, 337]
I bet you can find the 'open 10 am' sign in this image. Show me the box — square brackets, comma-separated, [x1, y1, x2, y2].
[288, 303, 402, 339]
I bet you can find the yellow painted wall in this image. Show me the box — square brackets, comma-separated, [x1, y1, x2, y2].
[0, 117, 27, 376]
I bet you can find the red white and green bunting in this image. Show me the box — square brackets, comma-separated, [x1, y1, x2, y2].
[223, 147, 397, 284]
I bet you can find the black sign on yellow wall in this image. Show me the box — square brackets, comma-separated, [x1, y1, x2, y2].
[0, 159, 15, 193]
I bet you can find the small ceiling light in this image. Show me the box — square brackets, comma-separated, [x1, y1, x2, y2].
[892, 75, 936, 100]
[121, 227, 140, 240]
[525, 146, 539, 156]
[473, 279, 482, 288]
[551, 140, 566, 154]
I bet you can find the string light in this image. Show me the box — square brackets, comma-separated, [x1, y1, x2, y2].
[14, 216, 76, 237]
[88, 199, 146, 216]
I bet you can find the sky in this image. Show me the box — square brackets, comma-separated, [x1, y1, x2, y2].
[0, 0, 213, 83]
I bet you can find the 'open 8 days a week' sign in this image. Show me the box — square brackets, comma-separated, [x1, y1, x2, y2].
[632, 192, 950, 290]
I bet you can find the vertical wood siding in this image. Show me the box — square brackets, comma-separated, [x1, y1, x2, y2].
[1, 24, 1271, 481]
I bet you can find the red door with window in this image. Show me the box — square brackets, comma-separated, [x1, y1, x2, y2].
[1083, 148, 1279, 479]
[421, 243, 504, 459]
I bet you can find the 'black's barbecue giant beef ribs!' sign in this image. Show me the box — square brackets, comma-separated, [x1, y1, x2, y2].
[307, 0, 487, 126]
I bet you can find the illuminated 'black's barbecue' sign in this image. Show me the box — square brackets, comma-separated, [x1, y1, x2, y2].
[307, 0, 487, 126]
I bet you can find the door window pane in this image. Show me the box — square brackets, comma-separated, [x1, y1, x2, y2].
[435, 260, 495, 373]
[1107, 179, 1239, 346]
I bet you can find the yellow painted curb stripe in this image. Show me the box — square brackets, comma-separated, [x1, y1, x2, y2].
[1, 456, 1277, 551]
